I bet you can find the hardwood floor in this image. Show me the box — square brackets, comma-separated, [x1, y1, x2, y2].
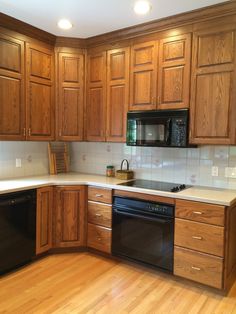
[0, 253, 236, 313]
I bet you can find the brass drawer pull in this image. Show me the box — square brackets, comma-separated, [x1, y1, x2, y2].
[191, 266, 201, 271]
[95, 194, 103, 197]
[95, 213, 102, 217]
[97, 237, 102, 241]
[192, 236, 203, 240]
[193, 211, 203, 215]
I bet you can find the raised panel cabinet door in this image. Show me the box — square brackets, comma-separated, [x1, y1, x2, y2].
[57, 51, 84, 141]
[106, 47, 130, 142]
[36, 186, 53, 255]
[86, 52, 106, 141]
[0, 33, 25, 140]
[158, 34, 191, 109]
[26, 43, 55, 140]
[130, 41, 158, 111]
[190, 27, 236, 145]
[54, 186, 86, 248]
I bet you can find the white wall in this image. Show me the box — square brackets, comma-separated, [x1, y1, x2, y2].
[0, 142, 49, 179]
[71, 142, 236, 189]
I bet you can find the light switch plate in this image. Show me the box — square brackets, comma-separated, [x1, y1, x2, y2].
[15, 158, 22, 168]
[211, 166, 218, 177]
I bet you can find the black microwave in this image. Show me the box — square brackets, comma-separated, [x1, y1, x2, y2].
[126, 109, 191, 147]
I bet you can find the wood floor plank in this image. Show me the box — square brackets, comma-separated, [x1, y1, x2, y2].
[0, 252, 236, 314]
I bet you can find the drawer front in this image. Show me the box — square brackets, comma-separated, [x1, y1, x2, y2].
[88, 201, 112, 228]
[88, 186, 112, 204]
[176, 199, 225, 226]
[175, 218, 224, 257]
[174, 246, 223, 289]
[87, 223, 111, 254]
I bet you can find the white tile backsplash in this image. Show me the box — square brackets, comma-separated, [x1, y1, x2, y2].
[70, 143, 236, 189]
[0, 141, 49, 179]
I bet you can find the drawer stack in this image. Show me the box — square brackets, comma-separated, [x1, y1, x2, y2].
[87, 186, 112, 254]
[174, 199, 225, 289]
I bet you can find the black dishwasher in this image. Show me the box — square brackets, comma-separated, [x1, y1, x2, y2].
[0, 189, 36, 274]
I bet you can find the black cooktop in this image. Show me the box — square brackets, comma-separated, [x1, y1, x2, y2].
[118, 179, 190, 193]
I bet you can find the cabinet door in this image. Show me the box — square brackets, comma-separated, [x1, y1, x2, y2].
[0, 33, 25, 140]
[54, 186, 86, 248]
[190, 27, 236, 144]
[106, 47, 130, 142]
[57, 51, 84, 141]
[86, 52, 106, 141]
[158, 34, 191, 109]
[130, 41, 158, 111]
[36, 186, 53, 255]
[26, 43, 55, 140]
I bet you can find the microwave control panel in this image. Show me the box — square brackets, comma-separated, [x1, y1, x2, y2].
[171, 118, 187, 147]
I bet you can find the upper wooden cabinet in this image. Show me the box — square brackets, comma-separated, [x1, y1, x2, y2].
[129, 35, 191, 111]
[130, 41, 158, 111]
[36, 186, 53, 255]
[53, 186, 86, 248]
[106, 47, 130, 142]
[0, 33, 25, 140]
[190, 26, 236, 145]
[26, 43, 55, 140]
[57, 51, 84, 141]
[86, 52, 106, 141]
[158, 34, 191, 109]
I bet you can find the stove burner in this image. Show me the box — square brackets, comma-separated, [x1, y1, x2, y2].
[118, 180, 190, 193]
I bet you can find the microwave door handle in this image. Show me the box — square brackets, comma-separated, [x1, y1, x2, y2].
[165, 119, 172, 145]
[113, 207, 170, 224]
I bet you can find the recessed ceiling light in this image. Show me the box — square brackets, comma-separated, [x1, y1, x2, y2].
[57, 19, 73, 30]
[134, 1, 151, 15]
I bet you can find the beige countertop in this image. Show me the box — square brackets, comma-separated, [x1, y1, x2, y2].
[0, 172, 235, 206]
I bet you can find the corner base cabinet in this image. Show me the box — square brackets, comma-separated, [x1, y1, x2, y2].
[53, 186, 86, 248]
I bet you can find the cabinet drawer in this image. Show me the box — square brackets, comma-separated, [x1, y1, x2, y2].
[87, 223, 111, 254]
[88, 186, 112, 204]
[88, 201, 112, 228]
[176, 199, 225, 226]
[175, 218, 224, 257]
[174, 246, 223, 289]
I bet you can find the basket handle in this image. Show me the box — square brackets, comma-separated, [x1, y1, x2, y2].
[120, 159, 129, 171]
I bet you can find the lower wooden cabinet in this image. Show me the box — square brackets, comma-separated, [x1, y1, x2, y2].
[87, 223, 111, 254]
[174, 246, 223, 289]
[53, 186, 86, 248]
[36, 186, 53, 255]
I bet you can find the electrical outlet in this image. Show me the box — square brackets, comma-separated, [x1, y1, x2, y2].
[15, 158, 22, 168]
[211, 166, 218, 177]
[225, 167, 236, 178]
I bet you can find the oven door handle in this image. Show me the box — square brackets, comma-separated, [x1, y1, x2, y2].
[113, 207, 172, 224]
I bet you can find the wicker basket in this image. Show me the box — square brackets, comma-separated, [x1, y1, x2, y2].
[115, 159, 134, 180]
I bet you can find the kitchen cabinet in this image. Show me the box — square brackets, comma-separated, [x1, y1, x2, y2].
[86, 52, 106, 141]
[36, 186, 53, 255]
[106, 47, 130, 142]
[87, 186, 112, 253]
[53, 186, 86, 248]
[158, 34, 191, 109]
[26, 42, 55, 140]
[190, 25, 236, 145]
[130, 41, 158, 111]
[0, 33, 25, 140]
[130, 34, 191, 111]
[57, 49, 84, 141]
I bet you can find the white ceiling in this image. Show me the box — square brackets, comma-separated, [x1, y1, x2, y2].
[0, 0, 229, 38]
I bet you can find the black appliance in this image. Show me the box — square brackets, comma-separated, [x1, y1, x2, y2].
[118, 179, 190, 193]
[112, 196, 174, 272]
[126, 109, 191, 147]
[0, 189, 36, 274]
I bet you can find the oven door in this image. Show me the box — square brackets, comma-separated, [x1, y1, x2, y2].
[127, 117, 171, 146]
[112, 206, 174, 272]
